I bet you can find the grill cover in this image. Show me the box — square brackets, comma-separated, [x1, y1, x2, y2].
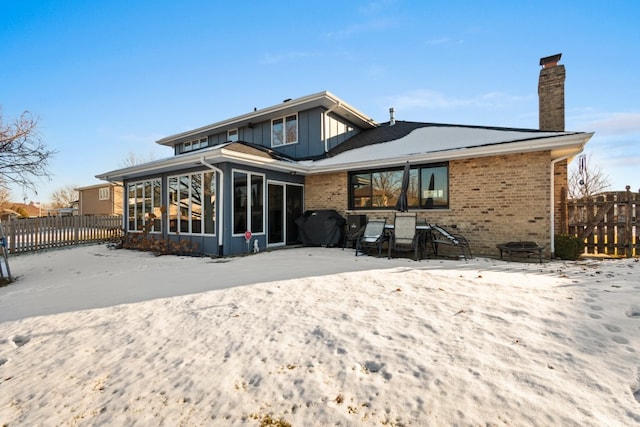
[295, 210, 345, 246]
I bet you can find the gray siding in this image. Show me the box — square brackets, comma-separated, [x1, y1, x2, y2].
[171, 106, 361, 159]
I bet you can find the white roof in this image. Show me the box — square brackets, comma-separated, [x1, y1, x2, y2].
[306, 126, 592, 172]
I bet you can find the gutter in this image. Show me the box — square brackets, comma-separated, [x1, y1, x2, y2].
[200, 158, 224, 256]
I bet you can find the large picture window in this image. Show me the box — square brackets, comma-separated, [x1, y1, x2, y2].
[127, 178, 162, 232]
[233, 170, 264, 235]
[271, 114, 298, 146]
[168, 171, 216, 234]
[349, 163, 449, 210]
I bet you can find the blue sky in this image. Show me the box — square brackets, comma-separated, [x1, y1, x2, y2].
[2, 0, 639, 202]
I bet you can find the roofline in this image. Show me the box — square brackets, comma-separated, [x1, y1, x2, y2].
[156, 91, 378, 146]
[95, 144, 309, 182]
[97, 132, 592, 182]
[308, 132, 594, 173]
[75, 182, 122, 191]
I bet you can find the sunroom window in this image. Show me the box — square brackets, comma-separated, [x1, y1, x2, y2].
[167, 171, 216, 234]
[127, 178, 162, 232]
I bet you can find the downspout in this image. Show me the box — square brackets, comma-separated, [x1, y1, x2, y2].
[200, 158, 224, 256]
[323, 103, 340, 153]
[550, 153, 579, 257]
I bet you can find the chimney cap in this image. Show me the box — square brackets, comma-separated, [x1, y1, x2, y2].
[540, 53, 562, 68]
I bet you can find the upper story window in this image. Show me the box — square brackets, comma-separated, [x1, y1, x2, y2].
[182, 137, 207, 153]
[272, 114, 298, 147]
[349, 163, 449, 210]
[228, 129, 238, 142]
[98, 187, 110, 200]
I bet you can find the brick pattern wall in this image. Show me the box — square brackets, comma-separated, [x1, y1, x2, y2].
[305, 151, 560, 257]
[538, 64, 566, 132]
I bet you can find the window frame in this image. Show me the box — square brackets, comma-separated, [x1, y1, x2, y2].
[232, 169, 265, 236]
[348, 162, 449, 210]
[98, 187, 110, 200]
[182, 137, 208, 153]
[228, 128, 238, 142]
[127, 178, 162, 233]
[167, 171, 216, 235]
[271, 114, 298, 147]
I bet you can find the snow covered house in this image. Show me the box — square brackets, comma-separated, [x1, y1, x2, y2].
[97, 54, 592, 258]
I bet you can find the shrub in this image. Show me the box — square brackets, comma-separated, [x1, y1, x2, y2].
[554, 234, 583, 260]
[118, 220, 199, 256]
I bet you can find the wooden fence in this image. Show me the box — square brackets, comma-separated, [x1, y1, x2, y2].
[1, 215, 123, 255]
[561, 187, 639, 257]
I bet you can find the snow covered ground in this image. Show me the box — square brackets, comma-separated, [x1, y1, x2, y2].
[1, 245, 639, 426]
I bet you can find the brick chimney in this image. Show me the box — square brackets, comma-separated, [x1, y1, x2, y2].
[538, 53, 565, 131]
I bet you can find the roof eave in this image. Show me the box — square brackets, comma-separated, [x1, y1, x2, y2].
[309, 132, 594, 173]
[156, 91, 377, 147]
[96, 147, 310, 182]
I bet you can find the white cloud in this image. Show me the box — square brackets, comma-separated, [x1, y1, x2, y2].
[425, 37, 464, 46]
[383, 89, 531, 111]
[587, 112, 640, 136]
[324, 17, 399, 39]
[259, 51, 318, 65]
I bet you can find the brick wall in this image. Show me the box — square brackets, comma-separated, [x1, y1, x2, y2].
[305, 151, 562, 257]
[538, 64, 566, 132]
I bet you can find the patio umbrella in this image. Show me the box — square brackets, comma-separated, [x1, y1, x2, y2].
[395, 161, 410, 212]
[425, 172, 435, 208]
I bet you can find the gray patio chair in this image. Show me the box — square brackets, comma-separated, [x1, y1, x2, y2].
[388, 213, 420, 261]
[355, 219, 388, 257]
[429, 224, 472, 260]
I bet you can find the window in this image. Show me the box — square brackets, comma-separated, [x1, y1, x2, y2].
[228, 129, 238, 142]
[233, 170, 264, 235]
[349, 163, 449, 210]
[182, 137, 208, 153]
[98, 187, 110, 200]
[127, 178, 162, 232]
[168, 171, 216, 234]
[271, 114, 298, 146]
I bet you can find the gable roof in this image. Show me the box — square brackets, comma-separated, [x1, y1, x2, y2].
[156, 91, 378, 147]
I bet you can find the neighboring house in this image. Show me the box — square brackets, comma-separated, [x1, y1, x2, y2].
[0, 202, 42, 220]
[97, 54, 593, 258]
[76, 183, 123, 216]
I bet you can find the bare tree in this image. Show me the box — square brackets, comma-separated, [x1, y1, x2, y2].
[121, 151, 156, 168]
[568, 154, 611, 199]
[0, 180, 11, 206]
[50, 185, 78, 208]
[0, 109, 55, 194]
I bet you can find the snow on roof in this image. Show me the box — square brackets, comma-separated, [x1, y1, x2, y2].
[308, 125, 585, 171]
